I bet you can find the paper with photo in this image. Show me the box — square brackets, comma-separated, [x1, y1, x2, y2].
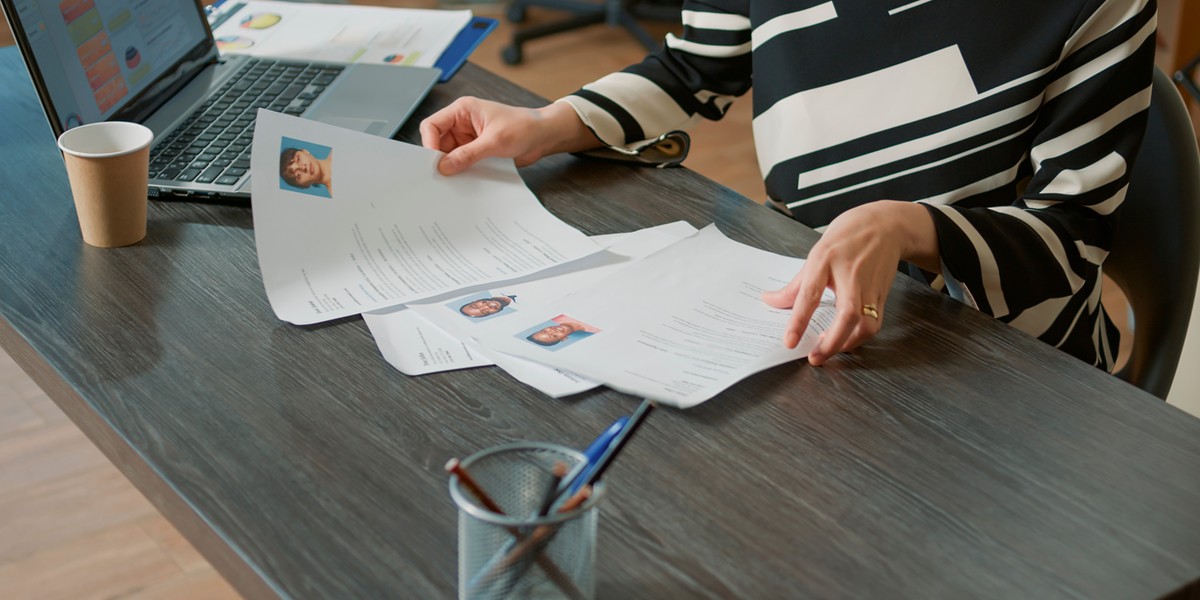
[366, 306, 598, 396]
[472, 225, 837, 408]
[407, 222, 697, 396]
[366, 224, 697, 397]
[210, 1, 470, 69]
[360, 232, 627, 378]
[251, 110, 601, 324]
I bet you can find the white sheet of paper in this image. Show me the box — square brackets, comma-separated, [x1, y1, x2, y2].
[364, 306, 492, 374]
[472, 225, 836, 408]
[251, 110, 601, 325]
[210, 1, 470, 68]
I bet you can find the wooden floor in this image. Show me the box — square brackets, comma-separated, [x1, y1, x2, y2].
[0, 347, 241, 599]
[0, 4, 760, 598]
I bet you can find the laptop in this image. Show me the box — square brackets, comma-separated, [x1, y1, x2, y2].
[1, 0, 440, 202]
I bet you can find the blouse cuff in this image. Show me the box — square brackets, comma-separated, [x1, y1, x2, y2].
[556, 97, 691, 168]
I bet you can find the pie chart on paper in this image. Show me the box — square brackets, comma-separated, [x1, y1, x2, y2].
[217, 36, 255, 51]
[240, 13, 282, 30]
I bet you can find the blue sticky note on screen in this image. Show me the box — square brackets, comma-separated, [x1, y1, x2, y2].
[434, 17, 498, 82]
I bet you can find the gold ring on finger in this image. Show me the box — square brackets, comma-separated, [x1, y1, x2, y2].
[861, 303, 879, 320]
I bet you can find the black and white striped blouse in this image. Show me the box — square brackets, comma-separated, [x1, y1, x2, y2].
[560, 0, 1157, 371]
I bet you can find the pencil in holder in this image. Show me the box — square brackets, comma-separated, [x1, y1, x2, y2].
[449, 442, 604, 600]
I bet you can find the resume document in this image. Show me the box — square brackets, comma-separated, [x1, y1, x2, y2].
[251, 110, 600, 324]
[471, 226, 836, 408]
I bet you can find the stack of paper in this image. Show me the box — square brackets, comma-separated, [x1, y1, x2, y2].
[252, 111, 834, 407]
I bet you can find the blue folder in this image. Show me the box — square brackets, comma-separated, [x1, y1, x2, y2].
[435, 17, 498, 82]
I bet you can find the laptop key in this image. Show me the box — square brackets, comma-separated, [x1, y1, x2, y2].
[177, 168, 202, 182]
[196, 167, 224, 184]
[215, 175, 241, 186]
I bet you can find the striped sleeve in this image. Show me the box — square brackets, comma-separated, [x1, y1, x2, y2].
[920, 0, 1156, 369]
[558, 0, 753, 153]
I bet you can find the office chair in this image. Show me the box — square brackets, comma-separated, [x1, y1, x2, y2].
[1175, 51, 1200, 104]
[501, 0, 679, 65]
[1104, 67, 1200, 400]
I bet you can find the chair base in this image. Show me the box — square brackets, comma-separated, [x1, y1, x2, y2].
[502, 0, 679, 65]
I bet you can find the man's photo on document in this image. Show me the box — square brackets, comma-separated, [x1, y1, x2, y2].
[279, 137, 334, 198]
[518, 314, 599, 351]
[449, 291, 517, 322]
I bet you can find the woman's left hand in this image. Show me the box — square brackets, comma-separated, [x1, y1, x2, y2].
[762, 201, 939, 366]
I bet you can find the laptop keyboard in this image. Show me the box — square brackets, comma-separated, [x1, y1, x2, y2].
[150, 59, 344, 187]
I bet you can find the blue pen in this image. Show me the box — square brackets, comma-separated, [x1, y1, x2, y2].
[560, 415, 628, 497]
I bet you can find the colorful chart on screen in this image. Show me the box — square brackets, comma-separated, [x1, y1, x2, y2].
[123, 46, 140, 68]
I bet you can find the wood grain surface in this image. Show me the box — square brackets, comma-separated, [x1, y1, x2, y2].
[1, 47, 1199, 599]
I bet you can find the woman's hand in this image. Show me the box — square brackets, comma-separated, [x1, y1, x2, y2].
[762, 201, 939, 366]
[419, 97, 601, 175]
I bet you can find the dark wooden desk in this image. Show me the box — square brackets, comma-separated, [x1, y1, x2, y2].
[2, 47, 1199, 599]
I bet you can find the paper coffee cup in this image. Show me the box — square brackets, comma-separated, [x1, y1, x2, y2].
[57, 122, 154, 248]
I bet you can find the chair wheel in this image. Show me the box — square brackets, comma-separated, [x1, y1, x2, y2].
[507, 4, 527, 22]
[502, 45, 523, 65]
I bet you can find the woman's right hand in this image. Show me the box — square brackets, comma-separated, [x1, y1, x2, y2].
[419, 97, 600, 175]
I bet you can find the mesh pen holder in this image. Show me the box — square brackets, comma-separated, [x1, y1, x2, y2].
[450, 442, 605, 600]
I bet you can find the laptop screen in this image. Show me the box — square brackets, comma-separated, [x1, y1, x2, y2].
[4, 0, 212, 133]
